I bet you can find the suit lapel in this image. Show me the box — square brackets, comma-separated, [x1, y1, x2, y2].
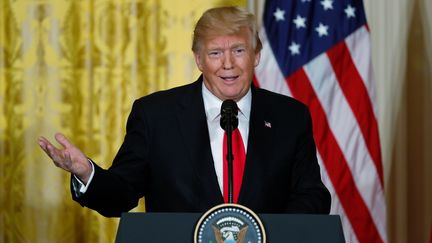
[176, 81, 273, 208]
[176, 79, 224, 207]
[239, 87, 273, 204]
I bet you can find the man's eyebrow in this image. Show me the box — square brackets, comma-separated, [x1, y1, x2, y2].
[206, 43, 246, 51]
[232, 43, 246, 47]
[230, 43, 247, 50]
[207, 47, 223, 51]
[208, 43, 246, 50]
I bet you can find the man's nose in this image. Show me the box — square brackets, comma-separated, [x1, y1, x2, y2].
[223, 52, 234, 69]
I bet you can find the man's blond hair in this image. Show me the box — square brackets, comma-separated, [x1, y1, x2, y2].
[192, 6, 262, 53]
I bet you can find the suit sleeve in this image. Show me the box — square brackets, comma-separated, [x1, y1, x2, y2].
[285, 106, 331, 214]
[71, 100, 149, 217]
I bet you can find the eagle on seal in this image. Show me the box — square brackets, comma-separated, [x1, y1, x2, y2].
[212, 225, 248, 243]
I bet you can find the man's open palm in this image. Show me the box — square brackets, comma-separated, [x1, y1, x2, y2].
[38, 133, 92, 184]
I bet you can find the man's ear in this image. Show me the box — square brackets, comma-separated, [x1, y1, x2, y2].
[194, 53, 204, 71]
[254, 51, 261, 67]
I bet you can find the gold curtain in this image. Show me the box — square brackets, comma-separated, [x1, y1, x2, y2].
[0, 0, 245, 242]
[387, 1, 432, 242]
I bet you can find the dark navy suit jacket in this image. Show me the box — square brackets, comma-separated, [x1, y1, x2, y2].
[73, 77, 331, 217]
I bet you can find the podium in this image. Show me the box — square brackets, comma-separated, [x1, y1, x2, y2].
[115, 212, 345, 242]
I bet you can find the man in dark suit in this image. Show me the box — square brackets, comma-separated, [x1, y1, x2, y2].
[38, 6, 330, 217]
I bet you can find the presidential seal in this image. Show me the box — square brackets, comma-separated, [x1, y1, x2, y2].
[194, 204, 266, 243]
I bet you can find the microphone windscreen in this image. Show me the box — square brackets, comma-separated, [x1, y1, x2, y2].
[220, 100, 239, 131]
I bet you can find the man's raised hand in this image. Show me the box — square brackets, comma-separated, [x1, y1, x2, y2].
[38, 133, 92, 184]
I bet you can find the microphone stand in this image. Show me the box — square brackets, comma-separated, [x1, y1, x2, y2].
[226, 116, 234, 204]
[220, 99, 238, 204]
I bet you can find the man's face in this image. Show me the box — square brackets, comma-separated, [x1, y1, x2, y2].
[194, 28, 260, 101]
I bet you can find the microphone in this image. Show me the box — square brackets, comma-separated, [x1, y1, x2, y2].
[220, 100, 238, 204]
[220, 100, 239, 131]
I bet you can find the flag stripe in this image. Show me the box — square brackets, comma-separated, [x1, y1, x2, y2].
[345, 26, 379, 117]
[327, 39, 384, 186]
[253, 75, 260, 88]
[317, 153, 360, 243]
[286, 68, 383, 243]
[302, 50, 386, 241]
[334, 26, 388, 243]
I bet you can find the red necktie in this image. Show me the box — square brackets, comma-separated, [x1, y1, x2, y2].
[223, 128, 246, 203]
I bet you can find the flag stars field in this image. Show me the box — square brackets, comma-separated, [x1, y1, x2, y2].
[273, 7, 285, 21]
[288, 41, 301, 55]
[315, 23, 329, 37]
[345, 5, 356, 18]
[293, 15, 307, 29]
[321, 0, 334, 10]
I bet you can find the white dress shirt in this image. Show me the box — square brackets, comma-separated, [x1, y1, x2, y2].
[202, 83, 251, 193]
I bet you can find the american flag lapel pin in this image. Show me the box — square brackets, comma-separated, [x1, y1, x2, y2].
[264, 121, 271, 128]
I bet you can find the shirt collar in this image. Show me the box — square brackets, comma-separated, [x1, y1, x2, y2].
[202, 82, 251, 122]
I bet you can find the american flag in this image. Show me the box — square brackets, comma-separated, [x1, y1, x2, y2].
[254, 0, 387, 242]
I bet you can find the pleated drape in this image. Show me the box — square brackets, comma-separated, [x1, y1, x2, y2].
[0, 0, 245, 242]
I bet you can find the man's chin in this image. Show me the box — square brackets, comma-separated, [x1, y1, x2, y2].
[219, 91, 246, 101]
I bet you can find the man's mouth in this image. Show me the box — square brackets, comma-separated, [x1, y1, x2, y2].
[220, 75, 239, 81]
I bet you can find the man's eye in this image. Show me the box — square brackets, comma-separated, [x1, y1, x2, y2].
[234, 48, 246, 55]
[209, 51, 221, 57]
